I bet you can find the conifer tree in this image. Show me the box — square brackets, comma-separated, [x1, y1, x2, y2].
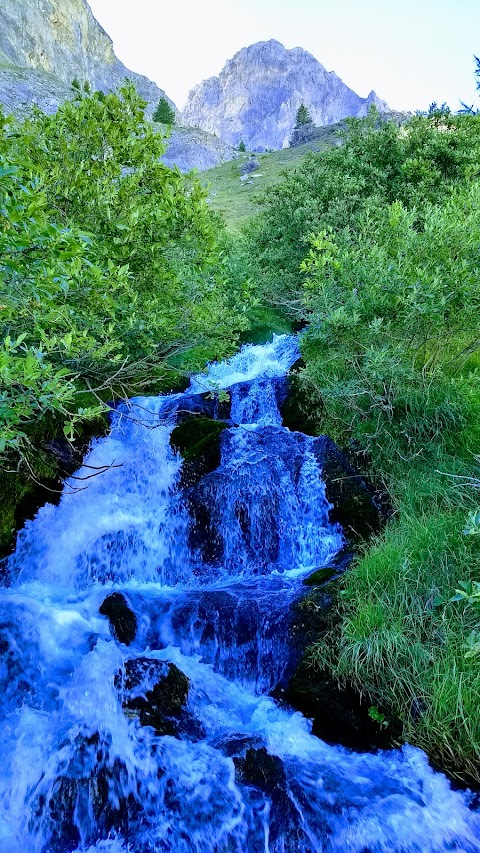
[153, 97, 175, 124]
[295, 103, 313, 128]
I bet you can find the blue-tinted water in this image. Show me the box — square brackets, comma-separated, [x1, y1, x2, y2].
[0, 335, 479, 852]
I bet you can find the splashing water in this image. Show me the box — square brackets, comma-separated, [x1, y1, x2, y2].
[0, 334, 478, 852]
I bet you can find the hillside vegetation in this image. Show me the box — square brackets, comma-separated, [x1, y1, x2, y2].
[0, 83, 252, 550]
[2, 72, 480, 784]
[201, 124, 342, 228]
[238, 104, 480, 783]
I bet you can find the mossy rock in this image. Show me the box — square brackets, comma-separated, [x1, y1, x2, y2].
[311, 436, 383, 539]
[0, 412, 109, 560]
[281, 660, 399, 752]
[280, 371, 320, 435]
[170, 416, 228, 488]
[303, 547, 354, 587]
[303, 566, 337, 586]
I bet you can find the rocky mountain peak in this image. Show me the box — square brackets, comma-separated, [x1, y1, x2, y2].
[182, 40, 388, 151]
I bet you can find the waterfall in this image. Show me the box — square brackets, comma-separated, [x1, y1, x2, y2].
[0, 334, 478, 852]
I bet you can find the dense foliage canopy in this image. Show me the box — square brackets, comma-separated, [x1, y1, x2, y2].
[244, 107, 480, 308]
[0, 83, 250, 467]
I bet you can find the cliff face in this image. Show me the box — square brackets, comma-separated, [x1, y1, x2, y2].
[0, 0, 175, 116]
[182, 40, 388, 151]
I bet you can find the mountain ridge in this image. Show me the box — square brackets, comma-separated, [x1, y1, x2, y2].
[0, 0, 175, 117]
[182, 39, 388, 151]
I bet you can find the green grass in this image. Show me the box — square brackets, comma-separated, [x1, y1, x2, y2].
[311, 457, 480, 784]
[201, 125, 342, 230]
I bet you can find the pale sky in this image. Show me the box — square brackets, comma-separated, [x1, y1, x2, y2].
[88, 0, 480, 112]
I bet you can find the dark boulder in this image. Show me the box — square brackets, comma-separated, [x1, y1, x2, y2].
[234, 746, 286, 794]
[115, 657, 192, 738]
[311, 436, 383, 539]
[282, 659, 399, 752]
[184, 426, 308, 571]
[99, 592, 137, 646]
[240, 157, 260, 175]
[29, 732, 141, 852]
[279, 370, 320, 436]
[174, 392, 231, 424]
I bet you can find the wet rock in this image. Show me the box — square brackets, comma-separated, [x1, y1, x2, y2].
[187, 465, 282, 569]
[157, 585, 294, 690]
[281, 660, 399, 752]
[30, 732, 141, 852]
[186, 488, 225, 564]
[311, 436, 383, 539]
[99, 592, 137, 646]
[232, 744, 306, 847]
[229, 376, 289, 424]
[170, 416, 228, 488]
[175, 392, 231, 424]
[115, 657, 191, 737]
[219, 734, 263, 758]
[185, 426, 309, 571]
[303, 547, 354, 586]
[279, 370, 320, 435]
[234, 746, 286, 794]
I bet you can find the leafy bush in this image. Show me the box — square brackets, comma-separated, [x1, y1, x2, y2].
[244, 108, 480, 308]
[0, 84, 250, 467]
[278, 108, 480, 782]
[298, 184, 480, 466]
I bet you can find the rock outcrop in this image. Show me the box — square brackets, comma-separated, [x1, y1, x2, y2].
[161, 125, 237, 172]
[0, 0, 175, 117]
[182, 40, 388, 151]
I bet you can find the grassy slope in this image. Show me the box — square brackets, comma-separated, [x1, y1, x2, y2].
[207, 116, 480, 784]
[200, 125, 342, 230]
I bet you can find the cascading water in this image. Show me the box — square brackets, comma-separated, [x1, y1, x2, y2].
[0, 334, 479, 852]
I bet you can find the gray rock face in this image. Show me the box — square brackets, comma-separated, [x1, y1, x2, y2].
[182, 40, 388, 151]
[161, 125, 237, 172]
[0, 0, 175, 117]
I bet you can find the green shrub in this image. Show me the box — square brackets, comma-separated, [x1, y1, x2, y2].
[298, 183, 480, 467]
[243, 108, 480, 308]
[0, 84, 251, 468]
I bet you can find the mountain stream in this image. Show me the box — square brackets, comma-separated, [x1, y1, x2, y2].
[0, 335, 479, 852]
